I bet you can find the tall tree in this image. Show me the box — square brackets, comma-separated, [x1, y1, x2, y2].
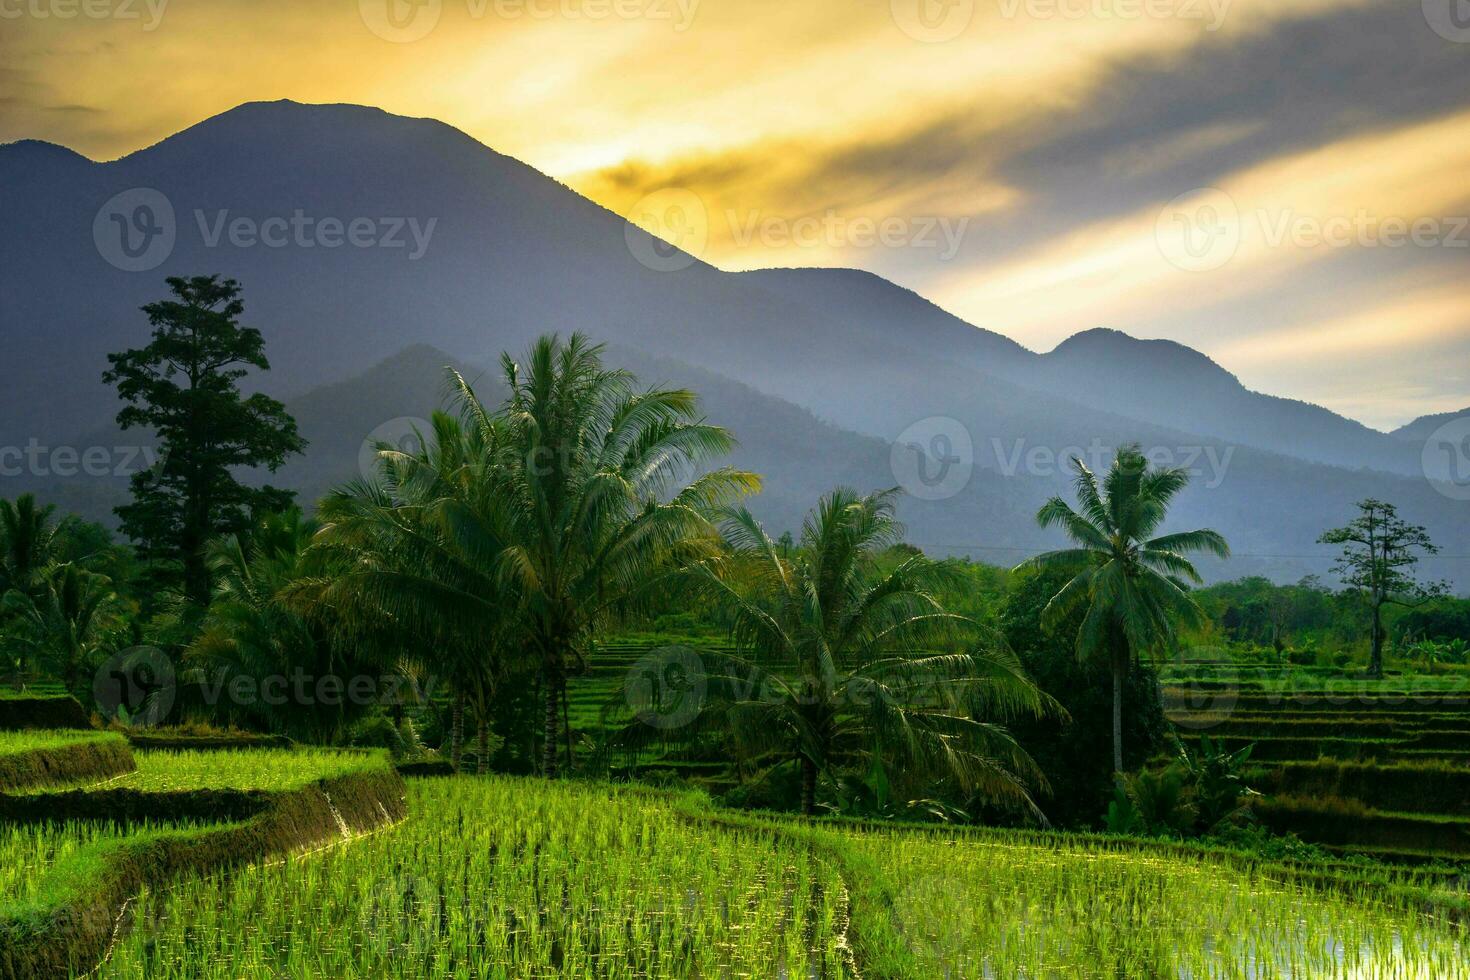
[103, 276, 304, 608]
[483, 334, 757, 776]
[1017, 446, 1229, 775]
[698, 489, 1056, 817]
[0, 495, 65, 684]
[294, 412, 523, 770]
[1319, 499, 1445, 678]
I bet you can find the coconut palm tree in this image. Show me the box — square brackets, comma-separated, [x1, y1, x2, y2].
[2, 563, 121, 696]
[190, 509, 388, 743]
[697, 489, 1056, 816]
[0, 494, 66, 685]
[1017, 445, 1229, 775]
[481, 333, 758, 776]
[296, 412, 524, 770]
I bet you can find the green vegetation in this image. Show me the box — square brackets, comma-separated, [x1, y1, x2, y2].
[95, 777, 1468, 979]
[103, 275, 305, 608]
[20, 748, 383, 794]
[2, 309, 1469, 974]
[106, 778, 851, 978]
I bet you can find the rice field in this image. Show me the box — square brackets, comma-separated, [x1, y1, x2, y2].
[0, 729, 120, 757]
[87, 775, 1470, 979]
[0, 820, 137, 906]
[850, 828, 1468, 978]
[102, 778, 851, 979]
[21, 748, 384, 794]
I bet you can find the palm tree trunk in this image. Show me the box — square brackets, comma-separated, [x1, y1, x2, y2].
[476, 716, 489, 776]
[450, 691, 465, 773]
[1112, 659, 1125, 776]
[563, 685, 575, 772]
[800, 757, 817, 816]
[542, 666, 562, 778]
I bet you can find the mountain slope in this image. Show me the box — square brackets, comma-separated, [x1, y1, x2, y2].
[0, 100, 1464, 587]
[20, 343, 1467, 590]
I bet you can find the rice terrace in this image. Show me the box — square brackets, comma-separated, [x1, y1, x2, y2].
[4, 1, 1470, 976]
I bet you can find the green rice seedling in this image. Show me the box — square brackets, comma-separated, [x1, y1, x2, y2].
[848, 826, 1468, 978]
[0, 819, 198, 908]
[23, 748, 385, 794]
[0, 730, 117, 757]
[103, 777, 851, 979]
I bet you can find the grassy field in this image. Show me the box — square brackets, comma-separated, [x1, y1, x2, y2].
[0, 730, 120, 757]
[91, 776, 1469, 979]
[18, 748, 386, 794]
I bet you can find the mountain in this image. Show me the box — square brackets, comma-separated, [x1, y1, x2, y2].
[1392, 408, 1470, 442]
[21, 343, 1465, 592]
[0, 100, 1465, 587]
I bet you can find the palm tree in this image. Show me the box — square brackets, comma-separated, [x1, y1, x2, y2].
[295, 412, 523, 770]
[1017, 445, 1229, 775]
[0, 494, 65, 685]
[190, 509, 387, 743]
[2, 563, 121, 696]
[698, 489, 1056, 816]
[481, 333, 758, 775]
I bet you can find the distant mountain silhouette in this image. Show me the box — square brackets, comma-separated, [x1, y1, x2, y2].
[1392, 408, 1470, 442]
[0, 101, 1464, 587]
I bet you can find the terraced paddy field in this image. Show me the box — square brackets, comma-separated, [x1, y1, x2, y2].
[95, 777, 1470, 978]
[1163, 665, 1470, 860]
[17, 748, 384, 794]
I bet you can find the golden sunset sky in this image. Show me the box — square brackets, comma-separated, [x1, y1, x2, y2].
[3, 0, 1467, 428]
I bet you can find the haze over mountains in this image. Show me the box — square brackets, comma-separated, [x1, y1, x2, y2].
[1, 101, 1465, 589]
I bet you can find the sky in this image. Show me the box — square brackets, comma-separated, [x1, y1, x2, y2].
[2, 0, 1468, 429]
